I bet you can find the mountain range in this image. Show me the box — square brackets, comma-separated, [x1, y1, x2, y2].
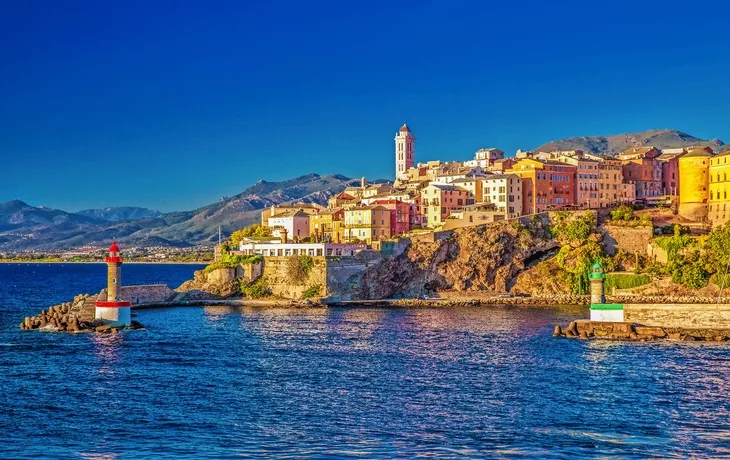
[533, 129, 725, 156]
[76, 207, 163, 222]
[0, 174, 360, 251]
[2, 128, 726, 252]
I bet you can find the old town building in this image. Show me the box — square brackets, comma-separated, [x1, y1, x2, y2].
[420, 183, 469, 228]
[709, 151, 730, 227]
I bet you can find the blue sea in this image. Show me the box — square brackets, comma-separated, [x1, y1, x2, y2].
[1, 263, 730, 458]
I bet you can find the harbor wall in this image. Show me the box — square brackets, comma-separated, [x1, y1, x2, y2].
[625, 303, 730, 328]
[98, 285, 176, 305]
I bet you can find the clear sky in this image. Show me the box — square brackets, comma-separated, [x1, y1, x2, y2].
[2, 0, 730, 212]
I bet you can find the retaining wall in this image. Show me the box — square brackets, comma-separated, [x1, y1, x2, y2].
[625, 303, 730, 328]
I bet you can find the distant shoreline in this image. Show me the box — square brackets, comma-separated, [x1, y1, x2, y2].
[0, 261, 208, 265]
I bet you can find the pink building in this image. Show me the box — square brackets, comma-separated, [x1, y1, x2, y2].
[372, 199, 411, 235]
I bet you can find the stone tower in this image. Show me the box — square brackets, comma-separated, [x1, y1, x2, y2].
[678, 148, 711, 221]
[95, 241, 131, 326]
[395, 123, 415, 180]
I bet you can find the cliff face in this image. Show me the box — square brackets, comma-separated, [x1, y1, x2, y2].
[349, 218, 558, 299]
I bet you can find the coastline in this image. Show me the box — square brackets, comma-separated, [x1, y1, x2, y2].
[0, 260, 209, 265]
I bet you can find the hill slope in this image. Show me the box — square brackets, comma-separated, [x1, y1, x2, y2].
[0, 174, 361, 251]
[75, 207, 163, 222]
[533, 129, 725, 156]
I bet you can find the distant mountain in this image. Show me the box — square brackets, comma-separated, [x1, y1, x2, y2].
[0, 174, 364, 251]
[533, 129, 725, 157]
[76, 207, 163, 222]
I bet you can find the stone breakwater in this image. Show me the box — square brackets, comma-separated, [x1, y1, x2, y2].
[19, 293, 143, 334]
[554, 320, 730, 342]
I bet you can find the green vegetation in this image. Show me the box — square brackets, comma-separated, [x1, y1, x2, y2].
[241, 277, 269, 299]
[229, 224, 272, 246]
[608, 205, 652, 228]
[286, 255, 314, 285]
[610, 204, 635, 221]
[604, 273, 650, 292]
[301, 285, 321, 299]
[549, 212, 603, 294]
[203, 254, 263, 273]
[645, 223, 730, 290]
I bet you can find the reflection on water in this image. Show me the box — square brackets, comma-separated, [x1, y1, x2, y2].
[3, 298, 730, 457]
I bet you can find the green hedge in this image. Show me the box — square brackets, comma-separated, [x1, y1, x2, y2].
[604, 273, 650, 292]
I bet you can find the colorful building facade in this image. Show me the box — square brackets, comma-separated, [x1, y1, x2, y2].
[709, 151, 730, 227]
[343, 206, 392, 244]
[678, 149, 711, 221]
[420, 183, 469, 227]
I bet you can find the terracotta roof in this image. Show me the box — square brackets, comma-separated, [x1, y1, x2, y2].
[399, 123, 411, 133]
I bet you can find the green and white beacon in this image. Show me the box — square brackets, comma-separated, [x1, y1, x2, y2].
[589, 260, 624, 322]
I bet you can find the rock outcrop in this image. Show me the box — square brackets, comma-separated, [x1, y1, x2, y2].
[348, 217, 558, 299]
[176, 267, 241, 299]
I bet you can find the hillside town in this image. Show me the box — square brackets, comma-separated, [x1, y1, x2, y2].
[242, 123, 726, 256]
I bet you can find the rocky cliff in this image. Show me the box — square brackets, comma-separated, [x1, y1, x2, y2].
[348, 217, 559, 299]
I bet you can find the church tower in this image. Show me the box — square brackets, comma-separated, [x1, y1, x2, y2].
[95, 241, 131, 326]
[395, 123, 415, 180]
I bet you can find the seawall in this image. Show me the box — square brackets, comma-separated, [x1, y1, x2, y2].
[624, 303, 730, 329]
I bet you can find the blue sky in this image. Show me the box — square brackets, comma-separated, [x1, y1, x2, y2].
[2, 0, 730, 212]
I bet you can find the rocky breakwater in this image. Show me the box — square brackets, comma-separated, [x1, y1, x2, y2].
[19, 293, 143, 334]
[553, 320, 730, 342]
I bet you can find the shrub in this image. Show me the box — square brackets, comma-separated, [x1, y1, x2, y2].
[286, 255, 313, 285]
[301, 285, 321, 299]
[242, 277, 269, 299]
[604, 273, 650, 292]
[679, 263, 709, 289]
[610, 205, 635, 221]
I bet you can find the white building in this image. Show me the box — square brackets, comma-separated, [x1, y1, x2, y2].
[480, 174, 523, 218]
[239, 240, 366, 257]
[267, 209, 310, 240]
[463, 148, 504, 168]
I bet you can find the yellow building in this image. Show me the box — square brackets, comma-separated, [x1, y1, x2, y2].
[420, 183, 469, 228]
[309, 209, 345, 243]
[343, 206, 391, 244]
[709, 151, 730, 227]
[261, 203, 324, 227]
[678, 149, 711, 221]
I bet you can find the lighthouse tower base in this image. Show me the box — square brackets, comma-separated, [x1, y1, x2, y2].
[95, 301, 132, 327]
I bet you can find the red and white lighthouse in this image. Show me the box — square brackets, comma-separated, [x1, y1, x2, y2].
[95, 241, 132, 326]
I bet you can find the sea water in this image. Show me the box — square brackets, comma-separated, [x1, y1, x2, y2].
[1, 263, 729, 458]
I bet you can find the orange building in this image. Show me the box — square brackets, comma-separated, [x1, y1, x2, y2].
[420, 183, 469, 227]
[598, 159, 625, 207]
[618, 147, 663, 200]
[555, 155, 600, 208]
[507, 159, 576, 214]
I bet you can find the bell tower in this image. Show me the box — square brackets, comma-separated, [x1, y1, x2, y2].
[395, 123, 415, 180]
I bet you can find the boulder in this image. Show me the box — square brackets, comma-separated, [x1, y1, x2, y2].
[553, 325, 562, 337]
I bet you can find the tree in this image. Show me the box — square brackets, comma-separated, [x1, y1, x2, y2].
[229, 224, 272, 246]
[610, 205, 635, 221]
